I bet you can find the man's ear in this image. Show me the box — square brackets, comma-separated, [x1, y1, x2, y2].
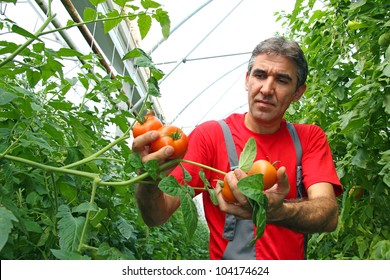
[245, 72, 249, 91]
[292, 83, 306, 102]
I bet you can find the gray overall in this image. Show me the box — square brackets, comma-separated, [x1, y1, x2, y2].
[218, 120, 305, 260]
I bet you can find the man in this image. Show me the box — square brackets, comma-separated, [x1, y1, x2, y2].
[133, 36, 342, 259]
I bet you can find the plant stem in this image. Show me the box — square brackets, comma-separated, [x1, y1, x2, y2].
[61, 130, 131, 169]
[2, 154, 98, 180]
[78, 178, 100, 253]
[181, 159, 227, 176]
[100, 158, 227, 187]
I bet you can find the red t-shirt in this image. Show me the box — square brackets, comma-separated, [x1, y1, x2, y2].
[171, 113, 342, 259]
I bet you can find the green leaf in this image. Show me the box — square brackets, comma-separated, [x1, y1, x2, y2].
[110, 114, 129, 133]
[23, 218, 43, 233]
[181, 164, 192, 182]
[58, 181, 78, 203]
[89, 0, 106, 6]
[352, 149, 368, 169]
[369, 240, 390, 259]
[0, 90, 18, 105]
[57, 48, 84, 57]
[144, 159, 159, 180]
[56, 205, 86, 251]
[113, 0, 127, 7]
[237, 174, 267, 243]
[158, 176, 182, 196]
[137, 13, 152, 39]
[252, 196, 267, 244]
[154, 8, 171, 39]
[237, 173, 264, 201]
[83, 7, 97, 22]
[103, 10, 122, 34]
[349, 0, 367, 10]
[117, 216, 134, 240]
[150, 67, 165, 81]
[51, 249, 91, 260]
[126, 153, 143, 171]
[90, 208, 108, 227]
[147, 77, 160, 97]
[26, 70, 41, 88]
[383, 64, 390, 77]
[72, 202, 99, 214]
[122, 48, 144, 60]
[141, 0, 161, 9]
[11, 24, 37, 39]
[179, 192, 198, 239]
[238, 137, 257, 172]
[135, 54, 154, 68]
[97, 242, 135, 260]
[0, 207, 18, 252]
[207, 188, 219, 206]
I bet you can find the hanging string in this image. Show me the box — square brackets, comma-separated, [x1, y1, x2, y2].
[169, 59, 247, 124]
[159, 0, 244, 84]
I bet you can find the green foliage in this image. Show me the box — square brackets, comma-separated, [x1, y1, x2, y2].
[279, 0, 390, 259]
[0, 0, 207, 260]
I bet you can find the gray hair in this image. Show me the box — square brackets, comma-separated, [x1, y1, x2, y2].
[247, 37, 308, 89]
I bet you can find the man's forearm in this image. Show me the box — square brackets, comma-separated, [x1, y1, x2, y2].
[135, 183, 179, 227]
[267, 197, 339, 234]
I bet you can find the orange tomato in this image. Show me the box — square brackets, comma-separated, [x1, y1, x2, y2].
[221, 160, 278, 204]
[221, 172, 238, 204]
[132, 115, 163, 138]
[247, 160, 277, 190]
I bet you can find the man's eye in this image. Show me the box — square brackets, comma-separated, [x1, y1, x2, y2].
[255, 73, 266, 79]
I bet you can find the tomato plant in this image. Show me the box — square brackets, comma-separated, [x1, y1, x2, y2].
[151, 125, 188, 159]
[248, 160, 277, 190]
[132, 114, 163, 138]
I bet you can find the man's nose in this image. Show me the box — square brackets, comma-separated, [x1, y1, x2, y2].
[260, 77, 275, 96]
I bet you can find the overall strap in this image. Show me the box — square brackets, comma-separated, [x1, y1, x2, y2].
[286, 122, 304, 199]
[218, 120, 256, 260]
[286, 121, 307, 258]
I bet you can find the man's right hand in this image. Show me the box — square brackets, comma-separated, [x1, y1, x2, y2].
[132, 130, 174, 164]
[133, 130, 181, 226]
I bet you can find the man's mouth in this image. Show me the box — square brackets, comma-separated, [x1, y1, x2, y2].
[256, 99, 275, 107]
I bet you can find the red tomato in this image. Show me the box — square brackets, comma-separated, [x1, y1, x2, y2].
[150, 125, 188, 159]
[132, 115, 163, 138]
[221, 172, 238, 204]
[248, 160, 277, 190]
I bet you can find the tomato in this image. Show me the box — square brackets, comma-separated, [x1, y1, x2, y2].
[222, 172, 238, 204]
[132, 115, 163, 138]
[150, 125, 188, 159]
[247, 160, 277, 190]
[222, 160, 277, 204]
[349, 185, 364, 200]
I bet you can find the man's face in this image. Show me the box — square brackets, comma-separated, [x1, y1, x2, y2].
[245, 53, 306, 132]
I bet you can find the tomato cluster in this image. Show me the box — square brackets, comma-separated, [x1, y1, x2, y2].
[132, 114, 188, 159]
[222, 160, 277, 204]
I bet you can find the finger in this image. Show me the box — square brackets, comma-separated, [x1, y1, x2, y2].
[215, 183, 252, 219]
[142, 145, 174, 163]
[233, 168, 247, 180]
[276, 166, 290, 196]
[132, 130, 159, 153]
